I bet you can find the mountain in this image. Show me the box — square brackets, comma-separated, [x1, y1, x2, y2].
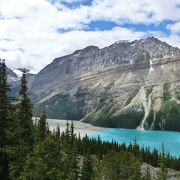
[30, 37, 180, 131]
[7, 68, 36, 96]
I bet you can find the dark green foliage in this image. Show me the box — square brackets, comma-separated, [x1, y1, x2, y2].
[162, 101, 180, 131]
[108, 110, 144, 128]
[20, 135, 77, 180]
[144, 82, 180, 131]
[145, 100, 180, 131]
[0, 59, 10, 146]
[144, 109, 154, 130]
[83, 105, 116, 126]
[175, 91, 180, 101]
[1, 60, 180, 180]
[145, 87, 153, 99]
[124, 94, 134, 106]
[84, 105, 144, 129]
[124, 90, 139, 106]
[9, 70, 34, 179]
[0, 59, 11, 180]
[93, 151, 141, 180]
[16, 69, 34, 147]
[156, 143, 168, 180]
[81, 155, 94, 180]
[37, 110, 47, 141]
[34, 88, 87, 120]
[163, 83, 171, 101]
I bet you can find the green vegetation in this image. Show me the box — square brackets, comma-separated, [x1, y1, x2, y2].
[163, 82, 171, 101]
[34, 87, 87, 120]
[124, 90, 139, 106]
[84, 104, 144, 129]
[145, 87, 153, 99]
[144, 82, 180, 131]
[83, 105, 117, 126]
[145, 100, 180, 131]
[109, 109, 144, 128]
[175, 90, 180, 101]
[93, 151, 141, 180]
[156, 143, 168, 180]
[1, 60, 180, 179]
[144, 109, 154, 130]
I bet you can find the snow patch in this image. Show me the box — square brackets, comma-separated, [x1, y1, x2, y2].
[13, 69, 23, 78]
[149, 59, 154, 71]
[29, 70, 37, 74]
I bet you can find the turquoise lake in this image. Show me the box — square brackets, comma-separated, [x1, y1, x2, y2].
[89, 129, 180, 157]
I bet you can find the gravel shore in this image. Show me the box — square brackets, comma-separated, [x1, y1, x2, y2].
[46, 119, 108, 137]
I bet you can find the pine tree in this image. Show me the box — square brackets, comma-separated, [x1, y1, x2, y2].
[56, 126, 60, 138]
[70, 121, 76, 149]
[9, 69, 34, 178]
[21, 134, 79, 180]
[93, 151, 141, 180]
[37, 110, 47, 141]
[142, 166, 151, 180]
[0, 59, 10, 145]
[17, 69, 34, 147]
[0, 59, 11, 180]
[156, 143, 167, 180]
[81, 154, 94, 180]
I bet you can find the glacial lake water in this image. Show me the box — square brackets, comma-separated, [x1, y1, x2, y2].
[89, 129, 180, 157]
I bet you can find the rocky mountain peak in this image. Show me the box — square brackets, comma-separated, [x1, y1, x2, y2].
[73, 45, 99, 55]
[9, 36, 179, 131]
[30, 37, 180, 96]
[131, 36, 180, 59]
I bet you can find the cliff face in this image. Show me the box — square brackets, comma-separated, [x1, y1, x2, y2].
[31, 37, 180, 131]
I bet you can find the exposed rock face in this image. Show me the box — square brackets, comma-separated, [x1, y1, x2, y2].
[7, 68, 19, 82]
[30, 37, 180, 131]
[7, 68, 36, 97]
[141, 163, 180, 180]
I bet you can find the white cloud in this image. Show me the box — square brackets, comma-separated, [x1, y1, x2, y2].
[0, 0, 180, 72]
[167, 21, 180, 34]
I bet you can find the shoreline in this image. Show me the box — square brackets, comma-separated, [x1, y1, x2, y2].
[33, 118, 180, 136]
[46, 119, 108, 137]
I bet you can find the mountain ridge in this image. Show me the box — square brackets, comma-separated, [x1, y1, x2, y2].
[9, 36, 180, 131]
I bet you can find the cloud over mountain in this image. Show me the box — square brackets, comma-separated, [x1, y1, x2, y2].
[0, 0, 180, 71]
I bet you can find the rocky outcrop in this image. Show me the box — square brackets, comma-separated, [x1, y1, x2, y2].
[141, 163, 180, 180]
[30, 37, 180, 131]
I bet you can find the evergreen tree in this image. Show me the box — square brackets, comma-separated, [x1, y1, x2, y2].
[93, 151, 141, 180]
[70, 121, 76, 148]
[37, 110, 47, 141]
[21, 135, 78, 180]
[17, 69, 34, 147]
[142, 166, 151, 180]
[156, 143, 167, 180]
[9, 69, 34, 178]
[81, 154, 94, 180]
[0, 59, 11, 179]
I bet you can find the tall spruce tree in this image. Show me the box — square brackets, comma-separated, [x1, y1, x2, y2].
[0, 59, 11, 180]
[37, 110, 47, 141]
[17, 69, 34, 147]
[9, 69, 34, 178]
[81, 154, 94, 180]
[156, 143, 167, 180]
[0, 59, 10, 145]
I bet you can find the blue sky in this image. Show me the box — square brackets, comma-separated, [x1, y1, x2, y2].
[0, 0, 180, 71]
